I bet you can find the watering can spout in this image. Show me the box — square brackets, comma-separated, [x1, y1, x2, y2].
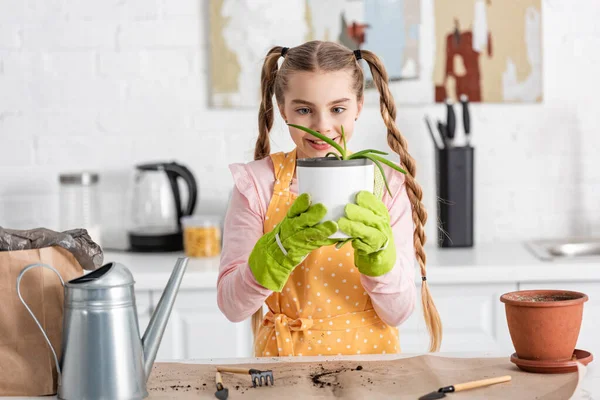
[142, 257, 188, 381]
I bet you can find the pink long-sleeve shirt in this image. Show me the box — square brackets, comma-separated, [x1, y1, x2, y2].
[217, 154, 417, 327]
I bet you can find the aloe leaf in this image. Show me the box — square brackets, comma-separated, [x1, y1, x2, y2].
[341, 125, 347, 157]
[362, 154, 393, 196]
[371, 154, 407, 175]
[335, 238, 352, 249]
[288, 123, 345, 157]
[348, 149, 388, 159]
[325, 152, 341, 160]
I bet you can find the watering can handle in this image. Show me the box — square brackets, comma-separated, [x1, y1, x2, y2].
[16, 263, 65, 384]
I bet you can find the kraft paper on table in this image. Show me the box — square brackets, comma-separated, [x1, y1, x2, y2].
[0, 246, 84, 396]
[148, 355, 584, 399]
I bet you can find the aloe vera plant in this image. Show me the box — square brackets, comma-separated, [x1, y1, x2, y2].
[288, 123, 407, 197]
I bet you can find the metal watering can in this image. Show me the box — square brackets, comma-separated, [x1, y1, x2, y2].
[17, 257, 189, 400]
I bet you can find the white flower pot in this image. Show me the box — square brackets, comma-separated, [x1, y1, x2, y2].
[296, 157, 374, 239]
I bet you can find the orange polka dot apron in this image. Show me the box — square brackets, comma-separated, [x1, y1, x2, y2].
[254, 149, 400, 357]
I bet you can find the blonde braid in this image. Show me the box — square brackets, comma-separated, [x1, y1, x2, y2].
[250, 46, 285, 349]
[361, 50, 442, 352]
[255, 46, 283, 160]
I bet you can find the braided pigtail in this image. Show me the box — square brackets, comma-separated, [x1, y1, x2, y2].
[251, 46, 286, 349]
[361, 50, 443, 352]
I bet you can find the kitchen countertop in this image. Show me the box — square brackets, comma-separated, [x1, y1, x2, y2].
[103, 242, 600, 290]
[2, 352, 597, 399]
[5, 244, 593, 399]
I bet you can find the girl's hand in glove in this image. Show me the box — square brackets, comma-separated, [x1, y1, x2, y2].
[338, 191, 396, 277]
[249, 193, 338, 291]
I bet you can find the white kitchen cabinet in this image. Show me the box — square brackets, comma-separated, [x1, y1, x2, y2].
[150, 283, 520, 359]
[108, 245, 600, 360]
[519, 281, 600, 358]
[399, 283, 517, 354]
[152, 289, 253, 360]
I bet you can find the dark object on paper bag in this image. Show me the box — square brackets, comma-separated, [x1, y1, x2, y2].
[435, 146, 474, 248]
[0, 227, 103, 270]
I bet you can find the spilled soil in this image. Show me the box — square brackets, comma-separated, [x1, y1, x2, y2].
[309, 364, 370, 390]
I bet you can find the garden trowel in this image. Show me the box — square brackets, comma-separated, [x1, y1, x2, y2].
[419, 375, 511, 399]
[214, 371, 228, 400]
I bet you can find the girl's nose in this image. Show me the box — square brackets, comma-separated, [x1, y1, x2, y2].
[311, 113, 332, 134]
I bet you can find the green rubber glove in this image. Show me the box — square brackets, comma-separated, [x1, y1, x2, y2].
[337, 191, 396, 277]
[249, 193, 338, 292]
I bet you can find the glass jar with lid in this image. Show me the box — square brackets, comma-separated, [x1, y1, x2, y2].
[59, 172, 102, 246]
[180, 215, 222, 258]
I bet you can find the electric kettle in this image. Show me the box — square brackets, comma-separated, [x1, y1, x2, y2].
[16, 257, 188, 400]
[128, 161, 197, 252]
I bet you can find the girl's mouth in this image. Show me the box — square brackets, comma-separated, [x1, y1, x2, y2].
[306, 137, 340, 152]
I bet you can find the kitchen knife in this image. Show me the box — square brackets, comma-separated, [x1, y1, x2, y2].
[445, 99, 456, 145]
[437, 120, 448, 148]
[425, 115, 444, 150]
[460, 94, 471, 146]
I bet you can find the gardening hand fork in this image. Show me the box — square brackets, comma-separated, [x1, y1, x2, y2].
[216, 366, 274, 387]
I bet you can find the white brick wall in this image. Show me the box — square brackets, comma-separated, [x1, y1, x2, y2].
[0, 24, 21, 49]
[1, 0, 600, 246]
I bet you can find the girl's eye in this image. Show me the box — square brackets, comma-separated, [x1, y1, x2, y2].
[332, 107, 346, 114]
[296, 108, 311, 115]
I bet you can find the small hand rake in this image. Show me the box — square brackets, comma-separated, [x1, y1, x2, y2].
[216, 366, 274, 387]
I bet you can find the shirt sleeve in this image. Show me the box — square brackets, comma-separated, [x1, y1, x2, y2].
[217, 163, 273, 323]
[360, 165, 417, 327]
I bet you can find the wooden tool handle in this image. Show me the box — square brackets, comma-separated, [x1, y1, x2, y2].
[454, 375, 512, 392]
[217, 366, 251, 375]
[215, 371, 224, 387]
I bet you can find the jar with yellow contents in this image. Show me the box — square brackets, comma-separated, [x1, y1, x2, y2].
[180, 215, 222, 258]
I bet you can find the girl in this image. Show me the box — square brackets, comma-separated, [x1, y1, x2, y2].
[218, 41, 442, 357]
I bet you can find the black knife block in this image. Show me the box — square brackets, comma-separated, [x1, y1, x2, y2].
[435, 146, 474, 248]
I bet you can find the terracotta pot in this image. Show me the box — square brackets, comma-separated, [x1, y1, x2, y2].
[500, 290, 588, 361]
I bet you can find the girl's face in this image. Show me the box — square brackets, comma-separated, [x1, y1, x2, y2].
[279, 70, 363, 160]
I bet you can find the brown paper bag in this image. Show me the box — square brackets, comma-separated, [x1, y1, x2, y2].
[0, 246, 84, 396]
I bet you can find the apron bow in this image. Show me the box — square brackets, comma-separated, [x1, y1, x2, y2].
[264, 312, 313, 356]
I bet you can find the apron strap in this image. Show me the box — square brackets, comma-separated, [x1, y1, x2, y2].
[270, 149, 297, 195]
